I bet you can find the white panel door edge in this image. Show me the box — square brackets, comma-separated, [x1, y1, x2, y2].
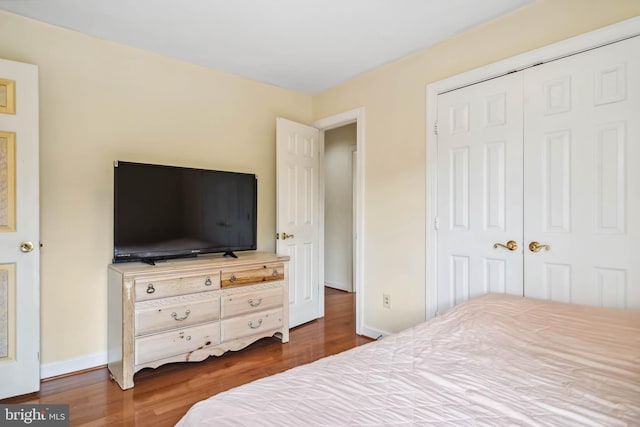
[0, 58, 40, 399]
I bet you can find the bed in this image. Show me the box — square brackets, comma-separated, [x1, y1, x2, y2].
[177, 294, 640, 426]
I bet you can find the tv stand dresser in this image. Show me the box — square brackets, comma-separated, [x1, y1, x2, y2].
[107, 252, 289, 390]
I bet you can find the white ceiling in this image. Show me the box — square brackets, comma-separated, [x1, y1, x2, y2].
[0, 0, 533, 94]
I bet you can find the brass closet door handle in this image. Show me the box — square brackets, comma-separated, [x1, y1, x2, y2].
[529, 241, 550, 252]
[493, 240, 518, 251]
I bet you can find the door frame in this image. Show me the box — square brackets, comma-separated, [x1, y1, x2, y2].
[425, 17, 640, 319]
[351, 145, 358, 294]
[313, 107, 365, 335]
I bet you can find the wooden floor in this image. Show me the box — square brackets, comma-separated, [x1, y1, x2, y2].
[2, 287, 372, 426]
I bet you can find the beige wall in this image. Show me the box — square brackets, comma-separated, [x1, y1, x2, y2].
[324, 124, 356, 292]
[0, 10, 312, 364]
[313, 0, 640, 333]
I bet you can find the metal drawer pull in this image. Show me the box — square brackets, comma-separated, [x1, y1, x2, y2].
[230, 274, 237, 282]
[248, 319, 263, 329]
[171, 309, 191, 321]
[146, 284, 155, 294]
[272, 270, 279, 277]
[204, 277, 212, 286]
[248, 298, 262, 307]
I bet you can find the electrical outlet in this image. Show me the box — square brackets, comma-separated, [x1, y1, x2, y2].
[383, 293, 391, 309]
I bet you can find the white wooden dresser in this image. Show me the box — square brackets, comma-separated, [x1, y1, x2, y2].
[107, 252, 289, 390]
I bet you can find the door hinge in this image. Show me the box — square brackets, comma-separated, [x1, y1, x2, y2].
[434, 216, 440, 230]
[434, 120, 439, 136]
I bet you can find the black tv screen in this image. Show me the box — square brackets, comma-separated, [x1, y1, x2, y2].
[113, 161, 257, 263]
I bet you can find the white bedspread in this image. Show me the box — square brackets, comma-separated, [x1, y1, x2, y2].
[177, 294, 640, 426]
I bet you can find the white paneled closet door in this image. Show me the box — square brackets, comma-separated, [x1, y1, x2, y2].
[436, 73, 524, 314]
[523, 36, 640, 309]
[436, 35, 640, 314]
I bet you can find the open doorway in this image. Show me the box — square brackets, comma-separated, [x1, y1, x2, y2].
[324, 124, 356, 293]
[313, 107, 364, 335]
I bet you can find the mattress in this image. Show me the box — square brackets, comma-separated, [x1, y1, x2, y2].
[176, 294, 640, 426]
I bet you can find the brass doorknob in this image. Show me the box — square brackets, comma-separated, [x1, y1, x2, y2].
[529, 241, 550, 253]
[20, 241, 34, 253]
[280, 232, 295, 240]
[493, 240, 518, 251]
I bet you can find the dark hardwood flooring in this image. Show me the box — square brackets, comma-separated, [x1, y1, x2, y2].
[2, 287, 372, 426]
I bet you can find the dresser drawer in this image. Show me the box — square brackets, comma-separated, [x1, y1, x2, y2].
[221, 263, 284, 288]
[135, 322, 220, 365]
[221, 286, 283, 318]
[135, 271, 220, 301]
[135, 292, 220, 336]
[221, 307, 284, 342]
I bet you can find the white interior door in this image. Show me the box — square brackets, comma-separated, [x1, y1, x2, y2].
[436, 72, 524, 314]
[0, 59, 40, 399]
[276, 118, 321, 327]
[523, 36, 640, 308]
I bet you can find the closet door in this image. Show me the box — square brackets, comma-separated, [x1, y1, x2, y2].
[523, 36, 640, 309]
[436, 73, 524, 314]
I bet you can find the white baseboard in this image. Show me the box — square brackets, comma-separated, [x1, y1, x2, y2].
[325, 280, 352, 292]
[360, 324, 391, 340]
[40, 351, 108, 379]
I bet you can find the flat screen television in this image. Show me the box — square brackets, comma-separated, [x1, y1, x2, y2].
[113, 161, 257, 264]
